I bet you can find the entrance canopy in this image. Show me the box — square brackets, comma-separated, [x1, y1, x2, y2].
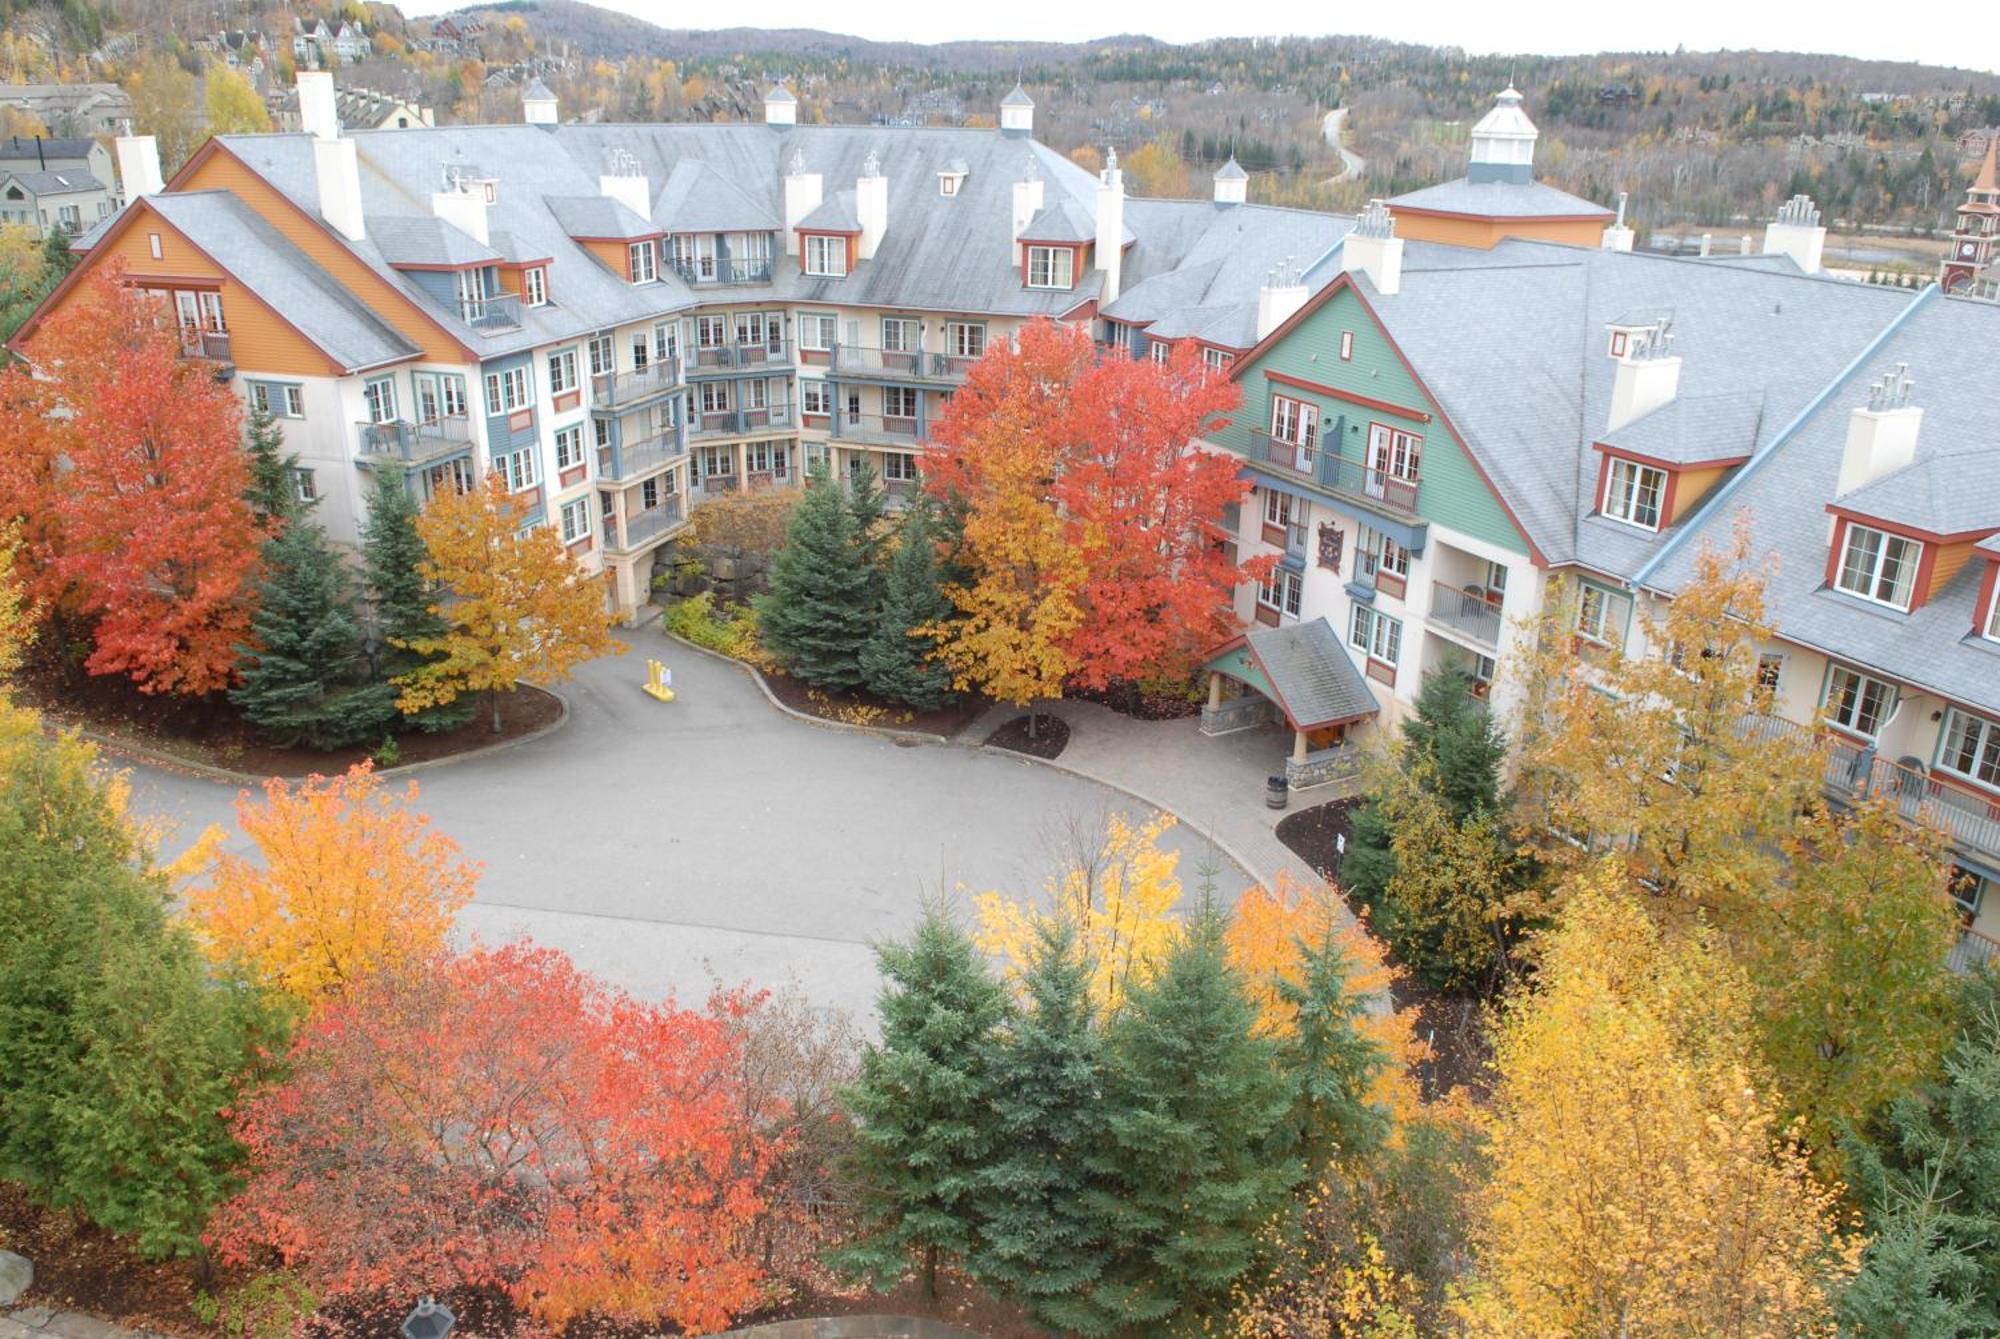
[1201, 617, 1380, 732]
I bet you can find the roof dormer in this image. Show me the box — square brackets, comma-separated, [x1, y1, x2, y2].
[938, 158, 968, 197]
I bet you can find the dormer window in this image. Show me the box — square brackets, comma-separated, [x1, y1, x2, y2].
[1608, 330, 1628, 358]
[1602, 457, 1666, 531]
[1986, 579, 2000, 641]
[1939, 708, 2000, 790]
[627, 241, 656, 284]
[804, 234, 849, 278]
[523, 266, 548, 307]
[1833, 521, 1920, 610]
[1026, 244, 1074, 289]
[939, 174, 962, 197]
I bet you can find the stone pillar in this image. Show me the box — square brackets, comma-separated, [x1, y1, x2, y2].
[1293, 729, 1309, 764]
[1208, 672, 1223, 710]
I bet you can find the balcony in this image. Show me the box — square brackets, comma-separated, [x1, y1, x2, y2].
[592, 358, 682, 408]
[670, 258, 774, 286]
[457, 291, 522, 333]
[690, 405, 796, 440]
[688, 340, 793, 374]
[1427, 580, 1503, 649]
[603, 497, 685, 553]
[828, 344, 973, 384]
[831, 413, 923, 446]
[1949, 926, 2000, 975]
[356, 415, 475, 466]
[1250, 432, 1421, 517]
[597, 431, 685, 483]
[176, 328, 232, 363]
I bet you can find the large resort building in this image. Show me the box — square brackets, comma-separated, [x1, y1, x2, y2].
[13, 73, 2000, 967]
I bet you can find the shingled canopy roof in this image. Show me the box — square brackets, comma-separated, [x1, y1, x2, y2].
[1202, 617, 1380, 731]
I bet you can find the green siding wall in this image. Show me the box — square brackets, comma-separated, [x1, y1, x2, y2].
[1217, 286, 1530, 558]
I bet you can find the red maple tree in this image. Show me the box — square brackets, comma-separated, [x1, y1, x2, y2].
[209, 944, 778, 1333]
[1, 265, 259, 695]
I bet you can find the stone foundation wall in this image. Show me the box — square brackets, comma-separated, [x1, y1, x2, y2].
[1286, 745, 1360, 790]
[1201, 695, 1273, 736]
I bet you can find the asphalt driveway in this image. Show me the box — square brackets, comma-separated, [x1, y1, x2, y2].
[126, 626, 1245, 1025]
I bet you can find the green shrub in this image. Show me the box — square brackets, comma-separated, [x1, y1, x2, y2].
[663, 593, 769, 668]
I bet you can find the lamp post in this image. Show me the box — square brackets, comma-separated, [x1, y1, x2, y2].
[401, 1297, 454, 1339]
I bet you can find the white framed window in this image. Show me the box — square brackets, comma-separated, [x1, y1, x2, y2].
[640, 478, 659, 510]
[251, 382, 305, 418]
[804, 234, 849, 277]
[1202, 347, 1233, 373]
[700, 381, 731, 414]
[628, 240, 657, 283]
[801, 379, 831, 415]
[734, 312, 771, 348]
[882, 452, 918, 482]
[291, 467, 316, 503]
[1264, 489, 1294, 529]
[364, 376, 398, 424]
[554, 425, 584, 471]
[491, 446, 538, 492]
[1939, 709, 2000, 790]
[547, 348, 578, 396]
[1259, 566, 1303, 618]
[1602, 457, 1667, 530]
[1756, 652, 1784, 694]
[439, 376, 468, 419]
[946, 321, 985, 359]
[1349, 604, 1402, 664]
[1835, 522, 1921, 610]
[1378, 533, 1409, 578]
[1270, 394, 1319, 453]
[1365, 423, 1423, 488]
[559, 497, 592, 544]
[1575, 583, 1632, 648]
[1026, 245, 1074, 289]
[881, 317, 918, 353]
[1987, 580, 2000, 642]
[938, 172, 962, 196]
[593, 418, 611, 450]
[696, 315, 729, 349]
[799, 313, 837, 351]
[1824, 665, 1895, 738]
[484, 366, 530, 415]
[587, 334, 613, 377]
[1150, 341, 1171, 365]
[744, 378, 768, 411]
[1339, 330, 1354, 360]
[884, 386, 919, 418]
[522, 266, 548, 307]
[653, 322, 678, 362]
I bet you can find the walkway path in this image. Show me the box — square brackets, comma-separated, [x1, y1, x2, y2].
[1322, 106, 1366, 184]
[123, 625, 1288, 1025]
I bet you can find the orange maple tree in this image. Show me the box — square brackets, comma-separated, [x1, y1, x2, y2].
[209, 943, 778, 1332]
[186, 764, 479, 1005]
[0, 265, 260, 695]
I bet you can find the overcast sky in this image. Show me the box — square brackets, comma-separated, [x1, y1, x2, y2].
[402, 0, 2000, 74]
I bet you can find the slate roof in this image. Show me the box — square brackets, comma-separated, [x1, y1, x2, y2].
[1019, 198, 1095, 242]
[143, 191, 420, 372]
[0, 169, 103, 195]
[0, 135, 98, 163]
[1001, 83, 1034, 108]
[1240, 617, 1380, 729]
[1387, 177, 1613, 219]
[523, 78, 555, 101]
[543, 193, 657, 240]
[1597, 390, 1766, 465]
[1836, 452, 2000, 535]
[652, 158, 781, 233]
[1215, 155, 1248, 181]
[371, 213, 502, 267]
[798, 189, 861, 232]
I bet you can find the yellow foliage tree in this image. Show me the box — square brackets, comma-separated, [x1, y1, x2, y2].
[0, 521, 36, 685]
[1122, 137, 1191, 197]
[395, 474, 625, 732]
[1067, 144, 1103, 175]
[186, 764, 478, 1004]
[973, 810, 1184, 1016]
[203, 63, 270, 135]
[1457, 866, 1861, 1336]
[127, 54, 204, 174]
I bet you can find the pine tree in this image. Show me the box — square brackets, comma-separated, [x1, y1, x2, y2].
[1079, 908, 1296, 1331]
[1275, 922, 1391, 1173]
[972, 917, 1115, 1335]
[755, 464, 879, 691]
[242, 401, 300, 533]
[233, 519, 397, 749]
[360, 470, 472, 733]
[860, 497, 958, 710]
[846, 459, 890, 589]
[833, 906, 1008, 1298]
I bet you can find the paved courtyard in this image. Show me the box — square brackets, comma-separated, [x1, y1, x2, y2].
[125, 624, 1320, 1025]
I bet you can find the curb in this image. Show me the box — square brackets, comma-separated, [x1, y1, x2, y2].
[60, 685, 572, 788]
[660, 630, 1274, 891]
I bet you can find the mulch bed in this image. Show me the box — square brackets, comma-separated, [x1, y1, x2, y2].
[984, 713, 1070, 760]
[1064, 678, 1203, 721]
[761, 671, 992, 737]
[1275, 795, 1365, 881]
[18, 656, 562, 780]
[0, 1184, 239, 1337]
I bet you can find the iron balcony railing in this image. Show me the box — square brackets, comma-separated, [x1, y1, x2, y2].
[1428, 580, 1503, 649]
[356, 415, 475, 464]
[597, 432, 685, 482]
[827, 344, 974, 381]
[592, 357, 682, 407]
[1950, 926, 2000, 975]
[1250, 432, 1421, 516]
[457, 291, 522, 333]
[176, 328, 232, 362]
[689, 339, 792, 372]
[603, 497, 685, 552]
[670, 258, 774, 285]
[690, 404, 795, 439]
[831, 412, 924, 445]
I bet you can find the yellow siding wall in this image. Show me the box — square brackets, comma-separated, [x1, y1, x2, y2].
[1668, 464, 1732, 526]
[1389, 212, 1608, 250]
[1929, 538, 1981, 602]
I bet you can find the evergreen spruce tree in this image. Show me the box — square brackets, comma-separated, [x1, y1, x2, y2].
[847, 459, 890, 587]
[834, 906, 1008, 1298]
[972, 917, 1115, 1335]
[755, 464, 879, 691]
[1078, 908, 1297, 1331]
[1274, 925, 1391, 1173]
[860, 496, 958, 709]
[360, 470, 474, 733]
[233, 518, 397, 749]
[242, 401, 300, 532]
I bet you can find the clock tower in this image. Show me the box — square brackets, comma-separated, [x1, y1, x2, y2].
[1942, 134, 1999, 294]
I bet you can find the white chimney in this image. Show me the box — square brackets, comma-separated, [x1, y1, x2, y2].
[855, 150, 888, 261]
[114, 134, 163, 199]
[1010, 158, 1043, 266]
[1000, 83, 1034, 137]
[598, 170, 651, 222]
[432, 185, 488, 247]
[1739, 235, 1753, 256]
[1837, 364, 1922, 497]
[1601, 190, 1634, 252]
[1342, 199, 1403, 296]
[1256, 259, 1310, 342]
[782, 148, 822, 259]
[1095, 146, 1124, 304]
[1212, 154, 1247, 206]
[1607, 319, 1681, 432]
[522, 79, 557, 126]
[1764, 194, 1826, 274]
[313, 136, 364, 241]
[764, 84, 798, 127]
[1699, 233, 1712, 258]
[297, 70, 339, 141]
